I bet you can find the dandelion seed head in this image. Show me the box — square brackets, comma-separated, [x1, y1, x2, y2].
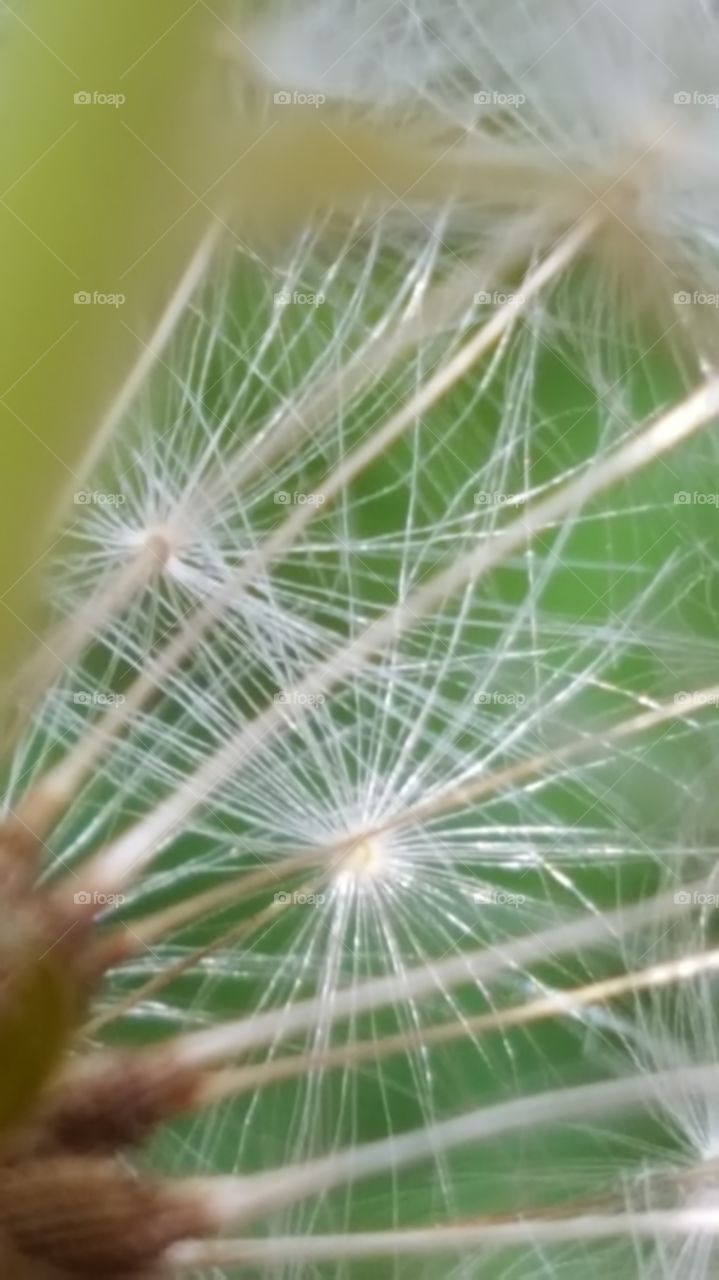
[124, 525, 176, 571]
[333, 834, 390, 890]
[4, 3, 719, 1275]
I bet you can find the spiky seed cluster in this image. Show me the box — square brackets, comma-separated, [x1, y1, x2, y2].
[0, 842, 207, 1278]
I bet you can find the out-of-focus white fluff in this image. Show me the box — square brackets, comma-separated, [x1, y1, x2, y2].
[249, 0, 719, 336]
